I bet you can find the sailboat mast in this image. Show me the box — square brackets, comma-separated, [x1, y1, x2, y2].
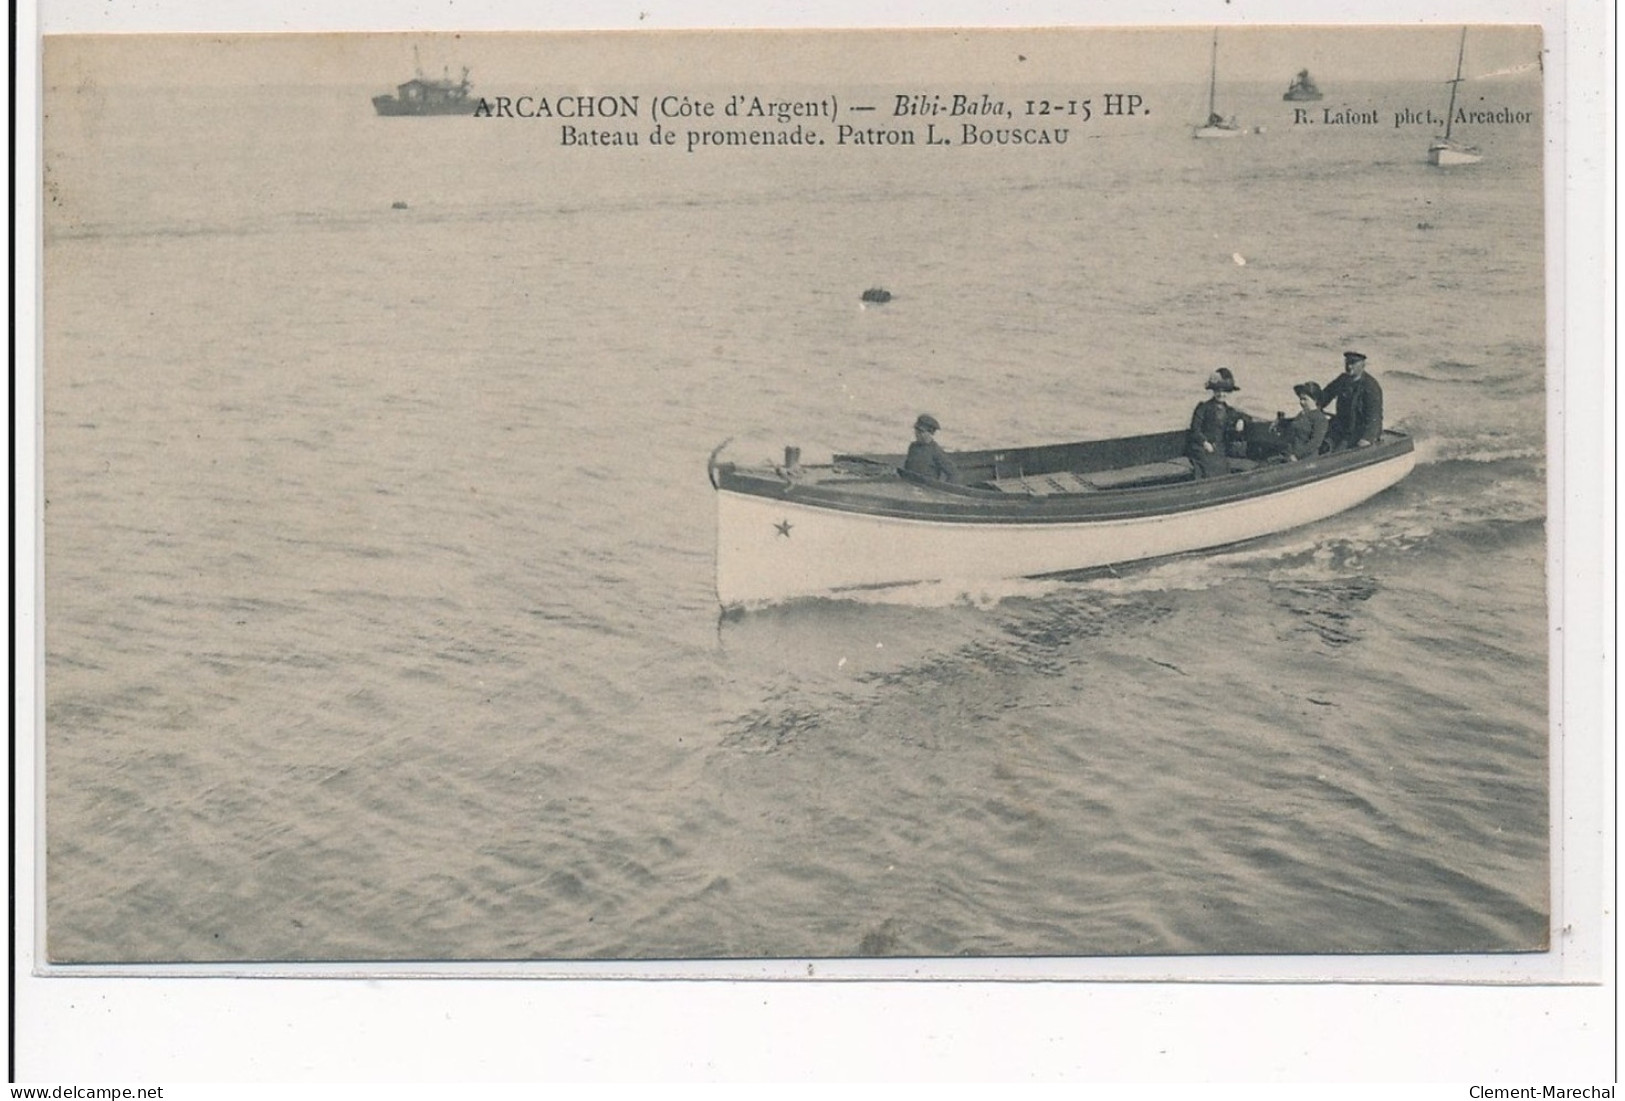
[1442, 28, 1467, 140]
[1208, 32, 1219, 117]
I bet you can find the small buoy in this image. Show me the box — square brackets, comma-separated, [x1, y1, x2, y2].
[860, 287, 892, 304]
[391, 201, 409, 210]
[1231, 252, 1247, 266]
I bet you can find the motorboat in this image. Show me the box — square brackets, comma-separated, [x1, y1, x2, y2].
[709, 427, 1416, 607]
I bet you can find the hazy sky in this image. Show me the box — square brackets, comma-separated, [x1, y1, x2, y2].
[42, 24, 1545, 90]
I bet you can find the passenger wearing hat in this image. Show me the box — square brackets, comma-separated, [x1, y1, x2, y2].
[1186, 368, 1249, 478]
[1283, 381, 1331, 460]
[902, 413, 960, 483]
[1318, 351, 1384, 451]
[1243, 380, 1331, 463]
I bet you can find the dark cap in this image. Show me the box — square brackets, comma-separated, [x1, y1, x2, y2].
[914, 413, 940, 433]
[1205, 368, 1239, 393]
[1343, 351, 1367, 366]
[1293, 381, 1323, 402]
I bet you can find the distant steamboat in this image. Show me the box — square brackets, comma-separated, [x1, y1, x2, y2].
[1283, 69, 1324, 101]
[373, 54, 478, 117]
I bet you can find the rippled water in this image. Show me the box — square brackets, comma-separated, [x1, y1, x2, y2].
[42, 74, 1547, 962]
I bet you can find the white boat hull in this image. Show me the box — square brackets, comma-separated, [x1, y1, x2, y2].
[715, 449, 1416, 607]
[1193, 126, 1244, 139]
[1429, 143, 1483, 166]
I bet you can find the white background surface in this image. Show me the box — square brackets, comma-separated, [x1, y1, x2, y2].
[14, 0, 1615, 1085]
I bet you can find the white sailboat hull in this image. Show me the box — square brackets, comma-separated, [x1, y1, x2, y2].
[1193, 125, 1245, 139]
[1428, 142, 1482, 166]
[714, 448, 1416, 607]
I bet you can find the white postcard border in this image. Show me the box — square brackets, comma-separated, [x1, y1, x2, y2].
[13, 0, 1615, 1084]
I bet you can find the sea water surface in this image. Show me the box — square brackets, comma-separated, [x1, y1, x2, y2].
[42, 79, 1547, 962]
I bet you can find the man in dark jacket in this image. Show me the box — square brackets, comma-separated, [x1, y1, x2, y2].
[1319, 351, 1384, 450]
[902, 413, 959, 483]
[1187, 368, 1246, 478]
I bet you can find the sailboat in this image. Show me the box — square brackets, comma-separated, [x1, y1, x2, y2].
[1428, 28, 1483, 166]
[1193, 31, 1243, 139]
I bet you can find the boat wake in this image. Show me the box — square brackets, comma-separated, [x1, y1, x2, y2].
[721, 458, 1540, 617]
[1406, 433, 1544, 468]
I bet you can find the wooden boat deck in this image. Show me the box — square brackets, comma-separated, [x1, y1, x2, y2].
[984, 460, 1196, 495]
[798, 449, 1194, 500]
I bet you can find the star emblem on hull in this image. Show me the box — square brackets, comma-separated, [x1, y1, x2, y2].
[774, 519, 793, 537]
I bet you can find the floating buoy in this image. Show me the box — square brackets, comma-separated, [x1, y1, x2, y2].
[861, 287, 893, 304]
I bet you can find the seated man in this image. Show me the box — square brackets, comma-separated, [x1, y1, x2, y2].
[902, 413, 960, 483]
[1319, 350, 1384, 451]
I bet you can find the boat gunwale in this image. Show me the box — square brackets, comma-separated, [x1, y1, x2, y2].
[713, 430, 1415, 525]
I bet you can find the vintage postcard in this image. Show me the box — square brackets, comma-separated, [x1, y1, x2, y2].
[16, 3, 1612, 1084]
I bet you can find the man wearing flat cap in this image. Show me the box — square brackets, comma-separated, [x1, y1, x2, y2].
[902, 413, 960, 483]
[1318, 351, 1384, 451]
